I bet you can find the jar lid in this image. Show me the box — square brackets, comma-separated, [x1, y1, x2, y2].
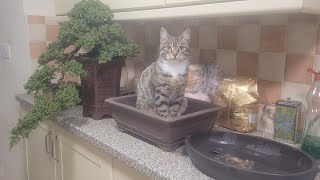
[276, 98, 302, 107]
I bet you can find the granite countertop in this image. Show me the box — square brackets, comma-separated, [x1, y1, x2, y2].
[16, 94, 320, 180]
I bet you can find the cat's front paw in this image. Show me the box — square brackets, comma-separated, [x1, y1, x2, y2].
[157, 110, 169, 118]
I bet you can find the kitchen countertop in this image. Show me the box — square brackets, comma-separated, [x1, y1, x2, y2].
[16, 94, 320, 180]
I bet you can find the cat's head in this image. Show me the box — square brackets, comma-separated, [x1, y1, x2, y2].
[159, 27, 191, 61]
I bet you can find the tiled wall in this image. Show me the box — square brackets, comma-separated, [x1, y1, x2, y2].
[122, 13, 320, 109]
[27, 15, 78, 82]
[27, 13, 320, 110]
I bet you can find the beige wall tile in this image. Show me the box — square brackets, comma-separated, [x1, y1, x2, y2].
[259, 53, 285, 82]
[288, 13, 317, 24]
[217, 26, 237, 50]
[285, 54, 314, 84]
[237, 15, 261, 24]
[45, 16, 59, 25]
[216, 50, 237, 75]
[316, 26, 320, 54]
[261, 14, 288, 25]
[189, 26, 199, 48]
[46, 24, 59, 41]
[28, 15, 45, 24]
[199, 49, 216, 64]
[199, 24, 217, 49]
[145, 22, 161, 46]
[282, 81, 310, 108]
[145, 45, 159, 65]
[237, 24, 260, 52]
[216, 17, 237, 25]
[28, 24, 46, 41]
[190, 48, 200, 64]
[122, 22, 145, 46]
[29, 42, 46, 58]
[287, 24, 317, 54]
[260, 25, 286, 53]
[315, 55, 320, 72]
[258, 80, 282, 105]
[236, 51, 259, 77]
[30, 59, 39, 73]
[262, 26, 286, 53]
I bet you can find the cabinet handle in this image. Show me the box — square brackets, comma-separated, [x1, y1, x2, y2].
[45, 134, 48, 154]
[45, 131, 52, 155]
[51, 135, 58, 161]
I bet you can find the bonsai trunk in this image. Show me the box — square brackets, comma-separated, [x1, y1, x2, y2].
[78, 56, 125, 120]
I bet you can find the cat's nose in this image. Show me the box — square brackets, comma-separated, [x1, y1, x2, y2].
[172, 51, 178, 58]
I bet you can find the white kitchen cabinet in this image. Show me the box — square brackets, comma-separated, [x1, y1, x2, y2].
[165, 0, 243, 6]
[23, 118, 148, 180]
[54, 0, 320, 19]
[113, 0, 320, 20]
[102, 0, 164, 11]
[25, 122, 56, 180]
[54, 125, 113, 180]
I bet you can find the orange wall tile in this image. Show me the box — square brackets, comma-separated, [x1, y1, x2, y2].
[217, 26, 237, 50]
[28, 15, 45, 24]
[46, 24, 59, 41]
[199, 49, 216, 64]
[30, 42, 46, 58]
[258, 80, 282, 105]
[260, 25, 286, 53]
[285, 54, 314, 84]
[236, 51, 259, 77]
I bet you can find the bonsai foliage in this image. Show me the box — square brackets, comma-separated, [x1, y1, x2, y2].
[9, 0, 139, 149]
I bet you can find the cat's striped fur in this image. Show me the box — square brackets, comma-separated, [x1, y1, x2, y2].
[136, 27, 191, 118]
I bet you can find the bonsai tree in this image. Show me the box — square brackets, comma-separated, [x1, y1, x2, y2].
[9, 0, 139, 149]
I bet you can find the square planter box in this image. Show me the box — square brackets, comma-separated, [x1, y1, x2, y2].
[105, 95, 223, 151]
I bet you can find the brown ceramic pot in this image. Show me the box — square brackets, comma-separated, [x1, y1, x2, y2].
[78, 56, 126, 120]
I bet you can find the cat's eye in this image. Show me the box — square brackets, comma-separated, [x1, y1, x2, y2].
[165, 46, 172, 50]
[178, 46, 185, 51]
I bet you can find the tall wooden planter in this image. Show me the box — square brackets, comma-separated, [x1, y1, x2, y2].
[78, 56, 126, 120]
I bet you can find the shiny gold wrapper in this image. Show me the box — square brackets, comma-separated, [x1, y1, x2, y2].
[210, 76, 259, 132]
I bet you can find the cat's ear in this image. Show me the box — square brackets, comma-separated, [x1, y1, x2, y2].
[179, 28, 191, 42]
[160, 27, 169, 41]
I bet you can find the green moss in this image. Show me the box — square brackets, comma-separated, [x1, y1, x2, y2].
[9, 0, 138, 149]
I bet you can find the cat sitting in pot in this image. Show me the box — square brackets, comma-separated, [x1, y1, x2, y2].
[137, 27, 191, 118]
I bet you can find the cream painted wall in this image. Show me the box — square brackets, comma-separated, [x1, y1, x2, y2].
[0, 0, 30, 180]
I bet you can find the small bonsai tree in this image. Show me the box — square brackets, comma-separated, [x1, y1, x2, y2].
[9, 0, 139, 149]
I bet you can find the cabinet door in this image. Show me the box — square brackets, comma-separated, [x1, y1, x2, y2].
[26, 123, 55, 180]
[165, 0, 243, 6]
[56, 128, 112, 180]
[113, 159, 148, 180]
[102, 0, 164, 11]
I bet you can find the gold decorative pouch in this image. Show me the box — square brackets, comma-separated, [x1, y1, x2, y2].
[210, 76, 259, 132]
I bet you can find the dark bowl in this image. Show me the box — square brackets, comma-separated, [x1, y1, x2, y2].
[185, 131, 319, 180]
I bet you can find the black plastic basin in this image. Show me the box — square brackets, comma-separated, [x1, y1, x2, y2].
[185, 131, 318, 180]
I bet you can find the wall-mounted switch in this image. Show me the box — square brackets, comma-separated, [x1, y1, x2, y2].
[0, 43, 12, 59]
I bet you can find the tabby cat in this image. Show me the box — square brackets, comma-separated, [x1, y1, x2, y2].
[136, 27, 191, 118]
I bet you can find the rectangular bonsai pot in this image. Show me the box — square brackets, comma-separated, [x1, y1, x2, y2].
[105, 95, 223, 151]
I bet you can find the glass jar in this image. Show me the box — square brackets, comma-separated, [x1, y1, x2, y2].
[301, 69, 320, 160]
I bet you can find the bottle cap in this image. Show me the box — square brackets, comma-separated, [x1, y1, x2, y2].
[307, 68, 320, 81]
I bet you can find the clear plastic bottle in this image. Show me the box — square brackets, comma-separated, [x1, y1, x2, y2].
[301, 68, 320, 160]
